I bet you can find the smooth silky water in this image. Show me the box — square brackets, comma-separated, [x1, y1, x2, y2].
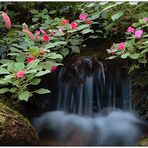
[32, 56, 147, 146]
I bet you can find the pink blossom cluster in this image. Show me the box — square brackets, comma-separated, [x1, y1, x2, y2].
[143, 17, 148, 22]
[16, 70, 25, 78]
[118, 42, 125, 50]
[127, 26, 143, 39]
[60, 13, 92, 30]
[1, 12, 11, 29]
[51, 66, 57, 72]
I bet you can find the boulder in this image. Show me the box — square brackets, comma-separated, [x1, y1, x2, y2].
[0, 102, 39, 145]
[138, 137, 148, 146]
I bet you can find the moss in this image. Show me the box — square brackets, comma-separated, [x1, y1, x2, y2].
[0, 101, 39, 145]
[137, 137, 148, 146]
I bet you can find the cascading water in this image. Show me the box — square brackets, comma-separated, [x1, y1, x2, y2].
[57, 56, 133, 116]
[32, 55, 148, 146]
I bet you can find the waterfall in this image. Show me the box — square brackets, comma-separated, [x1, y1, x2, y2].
[57, 56, 132, 116]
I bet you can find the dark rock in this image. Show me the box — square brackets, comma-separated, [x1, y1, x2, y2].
[0, 102, 39, 146]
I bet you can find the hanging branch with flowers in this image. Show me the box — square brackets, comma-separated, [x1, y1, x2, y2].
[106, 18, 148, 66]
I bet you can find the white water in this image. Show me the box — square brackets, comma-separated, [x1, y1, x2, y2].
[32, 109, 144, 146]
[57, 60, 133, 115]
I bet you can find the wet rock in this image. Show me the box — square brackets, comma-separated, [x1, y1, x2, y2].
[138, 137, 148, 146]
[0, 102, 39, 145]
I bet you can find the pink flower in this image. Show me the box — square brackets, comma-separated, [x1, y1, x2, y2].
[35, 30, 40, 40]
[43, 34, 49, 42]
[79, 13, 87, 20]
[143, 17, 148, 22]
[16, 70, 25, 78]
[51, 66, 57, 72]
[58, 28, 63, 33]
[1, 12, 11, 29]
[61, 19, 69, 25]
[85, 20, 92, 25]
[27, 57, 36, 63]
[35, 30, 40, 35]
[110, 45, 115, 55]
[70, 22, 78, 30]
[127, 26, 135, 33]
[118, 42, 125, 50]
[134, 30, 143, 39]
[40, 29, 47, 35]
[23, 29, 35, 40]
[49, 30, 55, 37]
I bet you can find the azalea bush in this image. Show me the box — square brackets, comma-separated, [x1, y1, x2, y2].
[0, 10, 94, 102]
[106, 17, 148, 72]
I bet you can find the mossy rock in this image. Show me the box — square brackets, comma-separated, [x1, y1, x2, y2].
[0, 102, 39, 145]
[138, 137, 148, 146]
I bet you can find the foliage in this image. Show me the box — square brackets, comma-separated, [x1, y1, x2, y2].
[0, 2, 148, 104]
[0, 10, 94, 102]
[106, 18, 148, 71]
[79, 2, 148, 40]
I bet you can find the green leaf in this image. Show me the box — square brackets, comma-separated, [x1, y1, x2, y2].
[12, 44, 24, 49]
[142, 41, 148, 45]
[59, 48, 69, 57]
[49, 10, 57, 14]
[34, 88, 50, 94]
[16, 55, 26, 62]
[42, 62, 62, 70]
[27, 59, 40, 69]
[0, 59, 14, 64]
[8, 63, 16, 73]
[35, 70, 50, 77]
[4, 75, 14, 80]
[26, 69, 37, 74]
[26, 74, 35, 81]
[70, 39, 80, 45]
[77, 24, 89, 31]
[81, 29, 94, 34]
[90, 12, 100, 20]
[18, 91, 30, 101]
[32, 18, 39, 22]
[0, 79, 9, 84]
[0, 67, 10, 74]
[47, 53, 63, 59]
[10, 87, 17, 93]
[100, 3, 122, 13]
[71, 46, 80, 53]
[30, 78, 41, 85]
[141, 48, 148, 54]
[14, 63, 25, 72]
[44, 43, 56, 49]
[111, 11, 124, 21]
[7, 53, 20, 56]
[42, 8, 48, 14]
[30, 10, 38, 14]
[0, 88, 9, 94]
[129, 53, 139, 59]
[121, 53, 129, 59]
[54, 41, 67, 46]
[106, 55, 117, 59]
[89, 35, 99, 39]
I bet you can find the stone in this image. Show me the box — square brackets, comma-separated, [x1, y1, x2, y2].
[138, 137, 148, 146]
[0, 102, 39, 146]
